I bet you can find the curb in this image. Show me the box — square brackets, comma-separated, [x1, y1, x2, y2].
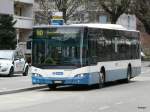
[0, 85, 47, 95]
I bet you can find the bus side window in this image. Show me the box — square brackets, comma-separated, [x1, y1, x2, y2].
[87, 28, 98, 65]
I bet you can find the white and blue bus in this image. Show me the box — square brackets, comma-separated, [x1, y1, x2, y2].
[31, 24, 141, 89]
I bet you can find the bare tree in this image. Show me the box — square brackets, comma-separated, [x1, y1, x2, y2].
[54, 0, 85, 23]
[98, 0, 131, 24]
[132, 0, 150, 34]
[35, 0, 85, 24]
[35, 0, 55, 24]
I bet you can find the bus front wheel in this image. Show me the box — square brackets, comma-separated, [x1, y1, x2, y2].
[97, 69, 105, 88]
[48, 84, 57, 90]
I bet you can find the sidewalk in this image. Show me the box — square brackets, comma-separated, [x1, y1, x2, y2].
[0, 70, 46, 95]
[142, 61, 150, 67]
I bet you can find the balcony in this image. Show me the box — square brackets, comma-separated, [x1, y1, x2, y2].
[14, 0, 34, 4]
[14, 16, 33, 29]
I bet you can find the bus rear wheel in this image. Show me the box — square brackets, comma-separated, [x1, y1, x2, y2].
[125, 66, 132, 83]
[48, 84, 57, 90]
[97, 70, 105, 88]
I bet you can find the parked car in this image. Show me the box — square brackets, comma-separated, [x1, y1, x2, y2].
[0, 50, 29, 76]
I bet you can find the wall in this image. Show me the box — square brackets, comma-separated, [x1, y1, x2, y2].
[0, 0, 14, 15]
[117, 14, 137, 30]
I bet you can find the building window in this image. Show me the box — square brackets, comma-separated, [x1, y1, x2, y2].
[14, 5, 22, 16]
[127, 15, 131, 29]
[99, 15, 107, 23]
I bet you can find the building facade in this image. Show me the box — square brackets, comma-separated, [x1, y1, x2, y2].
[79, 0, 137, 30]
[0, 0, 34, 55]
[14, 0, 34, 55]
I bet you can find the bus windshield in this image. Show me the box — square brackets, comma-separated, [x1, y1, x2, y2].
[32, 27, 85, 68]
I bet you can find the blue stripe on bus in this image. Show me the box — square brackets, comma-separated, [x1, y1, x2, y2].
[106, 67, 141, 82]
[32, 67, 141, 85]
[32, 75, 90, 85]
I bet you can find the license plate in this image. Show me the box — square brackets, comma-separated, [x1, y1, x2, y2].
[52, 72, 64, 75]
[54, 80, 63, 84]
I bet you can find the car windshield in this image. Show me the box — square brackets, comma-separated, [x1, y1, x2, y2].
[0, 51, 13, 60]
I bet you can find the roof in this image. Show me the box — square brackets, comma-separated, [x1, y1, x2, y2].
[0, 50, 15, 52]
[71, 23, 127, 30]
[34, 23, 138, 31]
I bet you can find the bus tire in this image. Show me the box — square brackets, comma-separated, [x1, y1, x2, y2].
[125, 65, 132, 83]
[97, 68, 105, 88]
[48, 84, 57, 90]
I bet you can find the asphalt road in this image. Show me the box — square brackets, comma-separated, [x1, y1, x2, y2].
[0, 75, 31, 91]
[0, 67, 37, 92]
[0, 62, 150, 112]
[0, 68, 47, 95]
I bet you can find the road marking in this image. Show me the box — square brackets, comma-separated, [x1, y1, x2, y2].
[115, 101, 124, 105]
[0, 88, 7, 90]
[0, 88, 7, 92]
[98, 106, 110, 110]
[141, 69, 150, 74]
[133, 77, 150, 81]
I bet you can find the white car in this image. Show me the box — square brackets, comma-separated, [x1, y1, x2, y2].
[0, 50, 29, 76]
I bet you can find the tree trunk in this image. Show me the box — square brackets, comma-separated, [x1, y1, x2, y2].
[62, 8, 67, 23]
[110, 15, 119, 24]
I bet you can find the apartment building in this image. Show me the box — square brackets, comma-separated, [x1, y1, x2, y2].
[0, 0, 33, 55]
[81, 0, 136, 30]
[14, 0, 34, 54]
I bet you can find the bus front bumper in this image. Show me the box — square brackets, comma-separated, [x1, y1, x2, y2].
[32, 75, 90, 85]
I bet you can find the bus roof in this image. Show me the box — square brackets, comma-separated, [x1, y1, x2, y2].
[34, 23, 138, 32]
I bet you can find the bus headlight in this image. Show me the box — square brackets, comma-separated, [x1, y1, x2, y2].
[32, 73, 42, 77]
